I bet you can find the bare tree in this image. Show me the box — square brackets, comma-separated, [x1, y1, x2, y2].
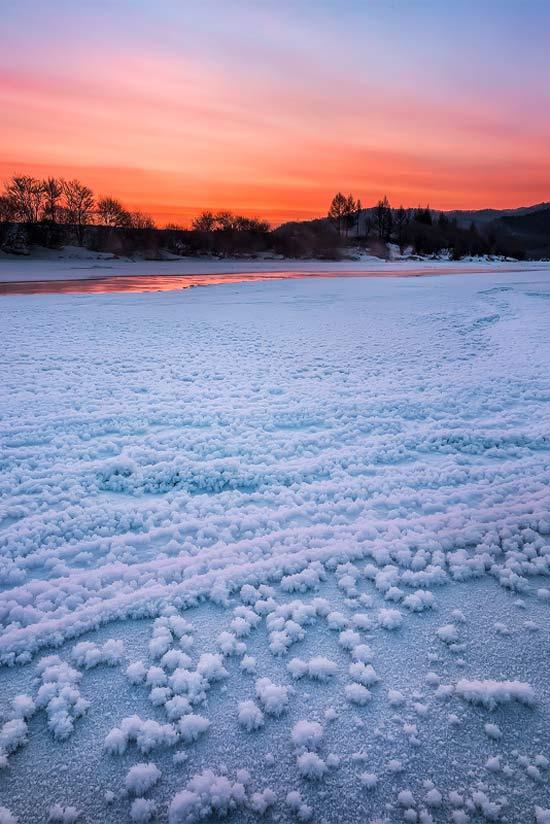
[42, 177, 63, 222]
[129, 210, 156, 229]
[192, 211, 216, 232]
[62, 179, 94, 246]
[215, 211, 237, 231]
[233, 215, 269, 232]
[0, 195, 16, 223]
[328, 192, 349, 238]
[97, 196, 131, 228]
[4, 176, 45, 223]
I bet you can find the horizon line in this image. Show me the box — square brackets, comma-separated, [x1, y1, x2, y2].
[2, 168, 549, 230]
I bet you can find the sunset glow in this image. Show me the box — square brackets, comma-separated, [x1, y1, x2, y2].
[2, 0, 550, 225]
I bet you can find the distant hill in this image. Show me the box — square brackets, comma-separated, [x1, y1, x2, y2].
[442, 202, 550, 228]
[278, 202, 550, 233]
[495, 208, 550, 258]
[276, 201, 550, 259]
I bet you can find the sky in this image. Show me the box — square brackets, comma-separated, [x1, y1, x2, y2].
[1, 0, 550, 226]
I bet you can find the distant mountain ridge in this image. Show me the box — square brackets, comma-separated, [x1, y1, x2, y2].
[277, 201, 550, 258]
[279, 202, 550, 232]
[441, 202, 550, 227]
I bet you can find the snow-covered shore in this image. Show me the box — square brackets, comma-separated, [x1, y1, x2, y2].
[0, 248, 547, 283]
[1, 269, 550, 823]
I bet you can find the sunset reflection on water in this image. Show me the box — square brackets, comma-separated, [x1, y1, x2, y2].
[0, 265, 525, 296]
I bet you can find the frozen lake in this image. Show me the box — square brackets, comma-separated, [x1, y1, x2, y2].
[1, 269, 550, 823]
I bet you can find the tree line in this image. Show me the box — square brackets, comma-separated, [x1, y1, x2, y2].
[0, 172, 532, 260]
[191, 211, 269, 234]
[327, 191, 526, 260]
[0, 175, 155, 243]
[0, 174, 276, 257]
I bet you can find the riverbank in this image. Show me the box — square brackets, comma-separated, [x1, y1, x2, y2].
[0, 252, 547, 293]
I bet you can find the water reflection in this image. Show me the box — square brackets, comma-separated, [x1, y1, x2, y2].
[0, 266, 529, 296]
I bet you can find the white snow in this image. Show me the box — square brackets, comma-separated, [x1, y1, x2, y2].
[484, 722, 502, 740]
[377, 608, 403, 630]
[145, 666, 167, 688]
[255, 678, 289, 716]
[338, 628, 361, 649]
[177, 713, 210, 743]
[351, 644, 374, 663]
[360, 772, 378, 789]
[126, 661, 148, 685]
[248, 788, 276, 815]
[287, 655, 338, 681]
[348, 662, 379, 686]
[425, 788, 442, 807]
[398, 789, 415, 807]
[455, 679, 536, 710]
[1, 267, 550, 823]
[0, 255, 546, 286]
[9, 695, 35, 720]
[471, 789, 503, 820]
[345, 683, 372, 705]
[168, 770, 247, 823]
[402, 590, 435, 612]
[196, 652, 228, 682]
[104, 716, 178, 755]
[0, 720, 28, 767]
[237, 699, 265, 732]
[286, 790, 312, 820]
[240, 655, 257, 674]
[388, 689, 406, 707]
[35, 657, 90, 740]
[47, 806, 80, 823]
[296, 751, 327, 780]
[129, 799, 157, 823]
[436, 624, 460, 644]
[125, 762, 162, 795]
[71, 639, 124, 669]
[291, 720, 323, 750]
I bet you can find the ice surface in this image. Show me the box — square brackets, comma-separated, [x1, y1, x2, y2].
[1, 270, 550, 821]
[0, 255, 546, 283]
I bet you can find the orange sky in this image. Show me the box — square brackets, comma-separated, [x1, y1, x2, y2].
[1, 2, 550, 226]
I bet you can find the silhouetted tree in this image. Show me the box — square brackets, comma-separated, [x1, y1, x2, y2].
[394, 205, 409, 251]
[415, 206, 433, 226]
[97, 196, 131, 227]
[4, 176, 45, 223]
[0, 195, 16, 223]
[42, 177, 63, 222]
[375, 196, 392, 242]
[354, 198, 362, 238]
[343, 193, 358, 237]
[192, 211, 216, 232]
[62, 179, 94, 245]
[215, 211, 237, 231]
[328, 192, 349, 237]
[129, 211, 156, 229]
[233, 215, 270, 233]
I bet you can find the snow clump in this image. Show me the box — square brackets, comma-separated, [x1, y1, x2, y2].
[168, 770, 247, 823]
